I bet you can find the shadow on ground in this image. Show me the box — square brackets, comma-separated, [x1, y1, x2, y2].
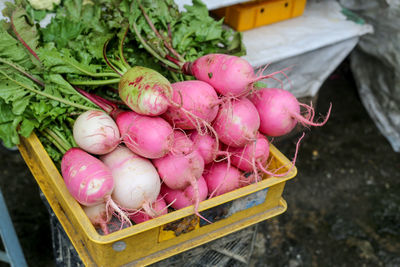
[0, 60, 399, 267]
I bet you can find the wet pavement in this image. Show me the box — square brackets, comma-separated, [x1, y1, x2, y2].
[1, 60, 400, 267]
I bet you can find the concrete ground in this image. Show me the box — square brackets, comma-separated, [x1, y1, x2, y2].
[1, 60, 399, 267]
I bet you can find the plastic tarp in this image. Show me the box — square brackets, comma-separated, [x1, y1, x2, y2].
[340, 0, 400, 152]
[339, 0, 400, 152]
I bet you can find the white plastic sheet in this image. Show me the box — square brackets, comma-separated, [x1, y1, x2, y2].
[258, 37, 360, 98]
[340, 0, 400, 152]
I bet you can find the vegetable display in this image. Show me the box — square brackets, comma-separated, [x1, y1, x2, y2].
[0, 0, 331, 235]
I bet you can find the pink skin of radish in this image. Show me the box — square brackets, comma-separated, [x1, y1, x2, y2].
[182, 54, 287, 97]
[249, 88, 332, 137]
[229, 133, 270, 173]
[61, 148, 132, 227]
[190, 131, 219, 164]
[100, 146, 161, 217]
[204, 162, 242, 198]
[83, 202, 111, 235]
[213, 97, 260, 147]
[163, 80, 219, 129]
[182, 54, 254, 97]
[153, 131, 205, 220]
[61, 148, 114, 206]
[116, 111, 174, 159]
[128, 195, 168, 224]
[153, 131, 204, 190]
[161, 176, 208, 210]
[73, 110, 120, 155]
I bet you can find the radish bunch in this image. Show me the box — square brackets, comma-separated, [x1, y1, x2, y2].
[60, 53, 330, 234]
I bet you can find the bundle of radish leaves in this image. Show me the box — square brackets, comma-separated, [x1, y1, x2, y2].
[0, 0, 330, 234]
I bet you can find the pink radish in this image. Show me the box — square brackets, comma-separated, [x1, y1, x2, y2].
[163, 80, 219, 129]
[83, 202, 111, 234]
[182, 54, 286, 97]
[229, 133, 270, 172]
[61, 148, 131, 226]
[101, 146, 161, 217]
[204, 162, 242, 197]
[190, 131, 219, 164]
[116, 111, 174, 159]
[73, 110, 120, 155]
[153, 131, 205, 219]
[249, 88, 331, 136]
[161, 176, 208, 210]
[213, 98, 260, 147]
[61, 148, 115, 206]
[153, 131, 204, 190]
[129, 195, 168, 224]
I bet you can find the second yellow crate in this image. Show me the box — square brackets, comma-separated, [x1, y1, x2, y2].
[213, 0, 307, 31]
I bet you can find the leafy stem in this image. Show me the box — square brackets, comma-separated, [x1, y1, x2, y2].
[119, 24, 131, 70]
[68, 78, 121, 86]
[0, 57, 44, 86]
[0, 70, 95, 111]
[132, 21, 180, 70]
[61, 56, 121, 78]
[138, 2, 185, 62]
[10, 10, 41, 63]
[103, 38, 123, 76]
[44, 128, 72, 153]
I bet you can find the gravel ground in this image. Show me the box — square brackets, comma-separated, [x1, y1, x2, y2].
[1, 60, 399, 267]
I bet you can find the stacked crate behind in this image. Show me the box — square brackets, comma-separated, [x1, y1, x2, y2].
[45, 193, 258, 267]
[153, 225, 258, 267]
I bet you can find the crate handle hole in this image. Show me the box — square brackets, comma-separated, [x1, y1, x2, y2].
[260, 8, 265, 13]
[285, 2, 289, 7]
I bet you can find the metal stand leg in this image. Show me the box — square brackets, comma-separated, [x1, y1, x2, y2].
[0, 189, 28, 267]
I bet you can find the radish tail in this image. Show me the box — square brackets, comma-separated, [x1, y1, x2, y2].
[100, 222, 109, 235]
[142, 200, 158, 218]
[290, 103, 332, 127]
[105, 195, 132, 228]
[257, 132, 305, 177]
[190, 177, 212, 224]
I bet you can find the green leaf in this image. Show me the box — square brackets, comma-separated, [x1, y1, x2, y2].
[41, 16, 85, 49]
[0, 99, 22, 147]
[19, 118, 37, 137]
[10, 5, 40, 52]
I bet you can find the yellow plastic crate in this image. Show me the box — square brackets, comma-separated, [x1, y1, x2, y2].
[213, 0, 307, 31]
[17, 133, 296, 266]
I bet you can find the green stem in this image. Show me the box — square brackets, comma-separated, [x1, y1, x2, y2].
[0, 57, 44, 86]
[52, 128, 72, 151]
[119, 25, 131, 70]
[110, 59, 128, 74]
[132, 21, 180, 70]
[44, 128, 71, 152]
[138, 2, 185, 62]
[169, 71, 180, 83]
[64, 59, 121, 78]
[39, 129, 67, 154]
[0, 70, 95, 111]
[68, 78, 121, 86]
